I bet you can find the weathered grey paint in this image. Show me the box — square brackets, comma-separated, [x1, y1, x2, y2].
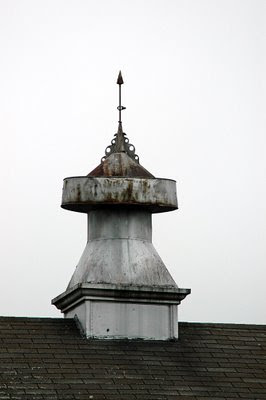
[53, 207, 191, 339]
[61, 176, 177, 213]
[53, 155, 190, 340]
[65, 300, 178, 340]
[53, 283, 187, 340]
[67, 209, 177, 289]
[52, 282, 191, 311]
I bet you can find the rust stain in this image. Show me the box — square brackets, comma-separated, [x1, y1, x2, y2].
[93, 183, 98, 197]
[124, 179, 133, 200]
[88, 152, 154, 179]
[61, 176, 177, 214]
[76, 184, 81, 202]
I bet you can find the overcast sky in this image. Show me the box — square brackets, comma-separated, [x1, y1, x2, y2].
[0, 0, 265, 324]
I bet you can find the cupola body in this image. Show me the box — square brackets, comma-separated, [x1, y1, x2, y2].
[52, 75, 190, 339]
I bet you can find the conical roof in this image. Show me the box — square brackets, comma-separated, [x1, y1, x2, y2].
[88, 123, 154, 178]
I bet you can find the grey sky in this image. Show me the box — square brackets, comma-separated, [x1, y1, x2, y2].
[0, 0, 265, 323]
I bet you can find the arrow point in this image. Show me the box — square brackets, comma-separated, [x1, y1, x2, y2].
[117, 71, 124, 85]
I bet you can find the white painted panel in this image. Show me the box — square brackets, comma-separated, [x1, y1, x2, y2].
[90, 301, 177, 340]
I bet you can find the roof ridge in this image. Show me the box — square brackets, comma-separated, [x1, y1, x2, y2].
[179, 321, 266, 329]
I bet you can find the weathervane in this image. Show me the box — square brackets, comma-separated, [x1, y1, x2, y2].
[101, 71, 139, 163]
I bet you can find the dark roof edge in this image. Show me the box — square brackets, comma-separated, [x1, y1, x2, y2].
[179, 321, 266, 329]
[0, 316, 64, 321]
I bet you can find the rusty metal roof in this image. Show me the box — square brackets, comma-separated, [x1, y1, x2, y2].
[88, 122, 154, 178]
[88, 152, 154, 178]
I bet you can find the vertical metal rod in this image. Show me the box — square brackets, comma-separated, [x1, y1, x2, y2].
[117, 71, 125, 124]
[119, 84, 121, 123]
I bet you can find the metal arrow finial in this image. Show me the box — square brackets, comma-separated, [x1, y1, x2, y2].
[117, 70, 124, 85]
[101, 72, 139, 164]
[117, 71, 126, 123]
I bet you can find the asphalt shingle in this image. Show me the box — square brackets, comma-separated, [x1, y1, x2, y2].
[0, 317, 265, 399]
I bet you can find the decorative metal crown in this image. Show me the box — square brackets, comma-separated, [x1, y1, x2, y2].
[101, 123, 139, 163]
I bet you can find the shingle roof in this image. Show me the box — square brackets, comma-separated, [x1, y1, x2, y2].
[0, 316, 265, 399]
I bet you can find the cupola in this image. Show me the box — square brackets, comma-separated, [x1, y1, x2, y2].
[52, 72, 190, 340]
